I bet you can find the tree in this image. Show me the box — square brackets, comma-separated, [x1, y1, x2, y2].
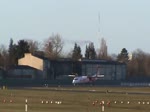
[110, 53, 117, 61]
[117, 48, 129, 63]
[27, 39, 40, 54]
[72, 43, 82, 60]
[85, 42, 96, 59]
[16, 40, 30, 59]
[0, 44, 9, 69]
[128, 49, 150, 76]
[98, 38, 108, 59]
[8, 38, 14, 65]
[8, 38, 18, 65]
[43, 33, 64, 59]
[85, 45, 89, 59]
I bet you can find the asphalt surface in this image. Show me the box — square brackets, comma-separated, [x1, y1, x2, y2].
[16, 86, 150, 96]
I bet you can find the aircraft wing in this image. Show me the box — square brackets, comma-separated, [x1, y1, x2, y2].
[68, 73, 78, 77]
[68, 75, 76, 77]
[97, 74, 104, 78]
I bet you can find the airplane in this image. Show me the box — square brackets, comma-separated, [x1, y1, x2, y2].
[72, 73, 104, 85]
[72, 66, 104, 85]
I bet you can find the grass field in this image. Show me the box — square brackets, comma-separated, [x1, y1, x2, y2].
[0, 86, 150, 112]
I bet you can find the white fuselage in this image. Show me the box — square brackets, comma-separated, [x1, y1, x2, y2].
[72, 76, 96, 84]
[72, 76, 89, 84]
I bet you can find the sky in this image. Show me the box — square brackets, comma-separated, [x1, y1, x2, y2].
[0, 0, 150, 55]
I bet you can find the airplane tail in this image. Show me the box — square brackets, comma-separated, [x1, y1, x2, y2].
[95, 66, 104, 78]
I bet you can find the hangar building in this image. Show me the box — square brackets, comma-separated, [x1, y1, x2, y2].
[52, 59, 126, 81]
[17, 53, 126, 81]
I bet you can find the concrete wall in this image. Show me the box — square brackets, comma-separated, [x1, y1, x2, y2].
[18, 53, 52, 79]
[18, 53, 43, 71]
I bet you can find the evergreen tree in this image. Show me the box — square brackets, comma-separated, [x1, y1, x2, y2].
[8, 39, 30, 65]
[85, 43, 96, 59]
[117, 48, 129, 63]
[85, 45, 89, 59]
[89, 43, 96, 59]
[8, 38, 18, 65]
[16, 40, 30, 59]
[72, 43, 82, 60]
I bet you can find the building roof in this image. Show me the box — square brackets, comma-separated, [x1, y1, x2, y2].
[51, 58, 125, 65]
[24, 53, 125, 65]
[81, 59, 125, 65]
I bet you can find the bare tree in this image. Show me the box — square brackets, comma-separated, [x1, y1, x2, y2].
[127, 49, 150, 78]
[98, 38, 108, 59]
[0, 44, 9, 69]
[26, 39, 40, 54]
[43, 33, 64, 59]
[110, 53, 117, 60]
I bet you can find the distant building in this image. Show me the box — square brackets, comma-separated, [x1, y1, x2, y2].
[51, 59, 126, 81]
[50, 58, 75, 79]
[18, 53, 53, 79]
[80, 59, 126, 80]
[7, 65, 42, 79]
[16, 53, 126, 81]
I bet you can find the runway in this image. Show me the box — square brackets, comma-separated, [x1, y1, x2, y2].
[18, 86, 150, 96]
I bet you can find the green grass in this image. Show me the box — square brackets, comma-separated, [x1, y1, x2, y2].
[0, 86, 150, 112]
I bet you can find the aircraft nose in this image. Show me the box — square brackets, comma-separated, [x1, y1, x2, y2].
[72, 79, 75, 84]
[72, 79, 78, 84]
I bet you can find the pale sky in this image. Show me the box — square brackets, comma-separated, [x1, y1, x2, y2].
[0, 0, 150, 54]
